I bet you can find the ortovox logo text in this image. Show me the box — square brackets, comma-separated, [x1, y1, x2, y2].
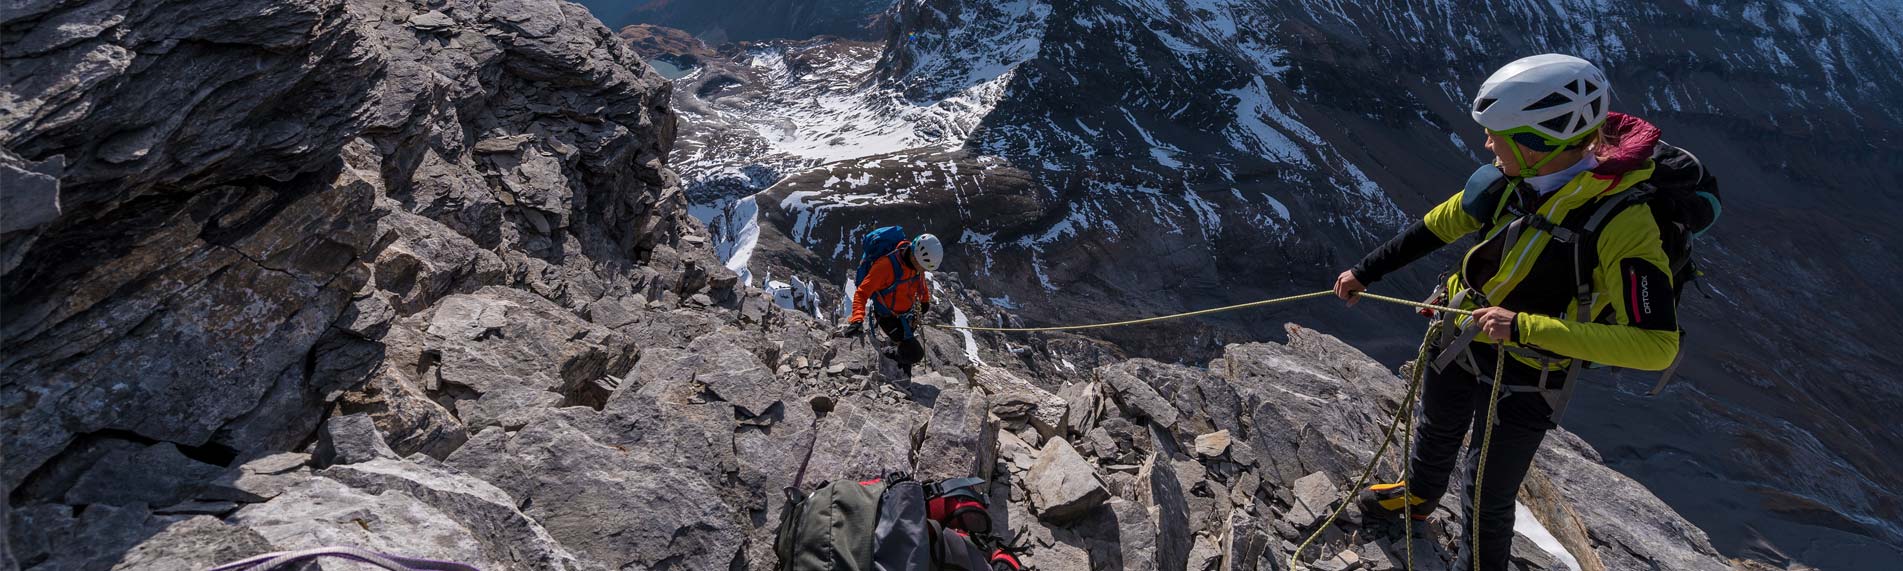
[1640, 276, 1652, 314]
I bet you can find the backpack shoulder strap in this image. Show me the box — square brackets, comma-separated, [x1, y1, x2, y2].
[1567, 188, 1656, 320]
[925, 477, 987, 499]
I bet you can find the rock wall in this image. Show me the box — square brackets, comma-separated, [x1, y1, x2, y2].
[2, 1, 1744, 570]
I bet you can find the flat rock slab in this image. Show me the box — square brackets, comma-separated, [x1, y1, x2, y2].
[1194, 430, 1232, 458]
[1027, 437, 1109, 523]
[314, 413, 397, 467]
[915, 379, 997, 482]
[111, 516, 277, 571]
[1288, 471, 1338, 530]
[228, 477, 498, 568]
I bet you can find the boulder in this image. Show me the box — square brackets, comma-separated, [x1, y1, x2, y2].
[111, 516, 277, 571]
[320, 457, 585, 570]
[228, 476, 497, 568]
[313, 413, 398, 467]
[1195, 430, 1232, 458]
[446, 413, 744, 570]
[1057, 380, 1103, 438]
[1137, 453, 1193, 571]
[1288, 471, 1338, 530]
[1098, 362, 1182, 429]
[1026, 437, 1109, 523]
[1533, 429, 1732, 571]
[419, 289, 638, 431]
[972, 365, 1068, 440]
[1109, 499, 1161, 571]
[915, 378, 997, 481]
[8, 503, 156, 571]
[1218, 507, 1274, 571]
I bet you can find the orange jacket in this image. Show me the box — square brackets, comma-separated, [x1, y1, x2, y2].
[851, 244, 932, 323]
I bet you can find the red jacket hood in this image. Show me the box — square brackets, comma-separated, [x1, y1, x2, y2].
[1591, 112, 1662, 176]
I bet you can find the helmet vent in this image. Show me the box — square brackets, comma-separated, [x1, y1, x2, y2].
[1569, 79, 1585, 95]
[1524, 92, 1573, 111]
[1583, 80, 1600, 96]
[1587, 97, 1602, 117]
[1475, 97, 1498, 112]
[1538, 114, 1572, 134]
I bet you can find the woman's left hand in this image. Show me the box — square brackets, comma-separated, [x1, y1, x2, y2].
[1472, 306, 1518, 342]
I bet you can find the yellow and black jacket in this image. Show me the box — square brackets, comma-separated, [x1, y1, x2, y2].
[1354, 130, 1680, 380]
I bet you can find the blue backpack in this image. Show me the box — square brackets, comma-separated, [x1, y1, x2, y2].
[855, 226, 921, 320]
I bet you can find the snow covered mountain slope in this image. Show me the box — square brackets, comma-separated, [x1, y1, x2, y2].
[621, 0, 1903, 568]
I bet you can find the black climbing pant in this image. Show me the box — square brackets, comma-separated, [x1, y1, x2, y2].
[876, 314, 925, 366]
[1407, 344, 1558, 571]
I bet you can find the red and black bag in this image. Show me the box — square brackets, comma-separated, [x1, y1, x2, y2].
[777, 473, 1018, 571]
[924, 478, 1021, 571]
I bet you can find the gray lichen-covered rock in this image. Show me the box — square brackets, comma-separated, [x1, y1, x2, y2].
[1288, 471, 1339, 530]
[445, 413, 744, 570]
[915, 378, 998, 481]
[1027, 437, 1110, 523]
[0, 0, 686, 495]
[319, 457, 586, 570]
[313, 413, 398, 467]
[1138, 453, 1193, 571]
[109, 516, 277, 571]
[229, 476, 498, 568]
[1098, 361, 1182, 429]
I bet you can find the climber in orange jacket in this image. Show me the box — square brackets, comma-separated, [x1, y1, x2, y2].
[838, 232, 944, 369]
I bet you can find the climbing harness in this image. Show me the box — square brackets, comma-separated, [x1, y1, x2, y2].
[932, 290, 1470, 333]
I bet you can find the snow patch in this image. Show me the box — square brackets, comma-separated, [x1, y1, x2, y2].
[1515, 502, 1583, 571]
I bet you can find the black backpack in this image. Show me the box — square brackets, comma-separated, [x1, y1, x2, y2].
[1634, 143, 1722, 299]
[1565, 142, 1722, 393]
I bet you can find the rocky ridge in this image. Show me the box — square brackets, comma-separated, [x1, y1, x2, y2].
[4, 0, 1749, 570]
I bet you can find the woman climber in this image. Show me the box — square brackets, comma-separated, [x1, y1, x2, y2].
[1332, 54, 1682, 571]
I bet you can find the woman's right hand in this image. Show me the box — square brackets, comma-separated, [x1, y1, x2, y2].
[1333, 270, 1366, 306]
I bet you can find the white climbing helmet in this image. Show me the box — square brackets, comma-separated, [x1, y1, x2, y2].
[910, 233, 943, 271]
[1471, 54, 1611, 146]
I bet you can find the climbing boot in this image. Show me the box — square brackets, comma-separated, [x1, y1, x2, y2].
[1358, 482, 1430, 522]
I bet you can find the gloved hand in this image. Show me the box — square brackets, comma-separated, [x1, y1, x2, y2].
[836, 320, 863, 338]
[917, 301, 933, 315]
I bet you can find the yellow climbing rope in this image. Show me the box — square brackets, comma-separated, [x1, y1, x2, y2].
[1470, 343, 1508, 568]
[933, 290, 1471, 333]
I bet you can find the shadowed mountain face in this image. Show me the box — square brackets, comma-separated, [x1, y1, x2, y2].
[578, 0, 891, 41]
[629, 0, 1903, 568]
